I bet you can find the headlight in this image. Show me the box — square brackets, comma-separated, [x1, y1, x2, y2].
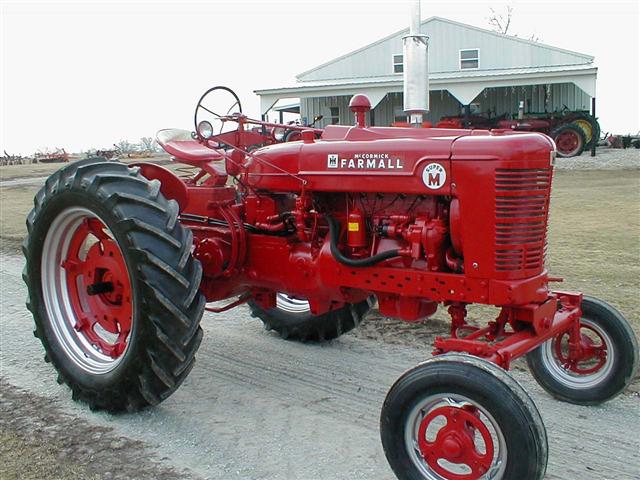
[272, 127, 286, 142]
[197, 120, 214, 139]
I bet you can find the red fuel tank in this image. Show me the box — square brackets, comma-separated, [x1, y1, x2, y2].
[347, 208, 367, 248]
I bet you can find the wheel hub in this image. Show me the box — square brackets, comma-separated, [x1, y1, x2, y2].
[441, 435, 463, 459]
[417, 405, 494, 479]
[556, 130, 580, 155]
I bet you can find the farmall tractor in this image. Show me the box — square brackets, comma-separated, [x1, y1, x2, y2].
[23, 86, 637, 480]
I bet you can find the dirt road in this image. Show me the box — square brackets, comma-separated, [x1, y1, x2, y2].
[1, 250, 639, 479]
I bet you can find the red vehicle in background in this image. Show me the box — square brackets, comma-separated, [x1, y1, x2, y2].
[436, 108, 600, 158]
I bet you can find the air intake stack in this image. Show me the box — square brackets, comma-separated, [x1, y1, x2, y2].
[403, 0, 429, 126]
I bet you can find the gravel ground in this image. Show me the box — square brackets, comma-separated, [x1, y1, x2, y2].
[1, 251, 639, 480]
[554, 146, 639, 170]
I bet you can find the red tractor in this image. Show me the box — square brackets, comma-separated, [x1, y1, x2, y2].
[437, 110, 600, 158]
[23, 87, 637, 480]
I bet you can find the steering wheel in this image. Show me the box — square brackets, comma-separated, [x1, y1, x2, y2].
[194, 86, 243, 144]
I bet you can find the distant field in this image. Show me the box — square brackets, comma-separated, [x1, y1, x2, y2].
[0, 154, 172, 181]
[1, 165, 638, 334]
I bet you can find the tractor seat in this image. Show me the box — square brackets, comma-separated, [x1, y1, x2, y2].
[156, 129, 224, 163]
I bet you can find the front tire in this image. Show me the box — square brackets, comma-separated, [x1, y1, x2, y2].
[526, 296, 638, 405]
[23, 158, 205, 412]
[381, 354, 548, 480]
[552, 124, 586, 157]
[248, 293, 371, 341]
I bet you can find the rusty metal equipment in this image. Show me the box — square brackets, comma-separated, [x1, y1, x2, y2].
[1, 150, 28, 166]
[33, 148, 69, 163]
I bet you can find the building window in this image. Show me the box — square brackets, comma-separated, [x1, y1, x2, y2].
[392, 54, 404, 74]
[460, 49, 479, 69]
[329, 106, 340, 125]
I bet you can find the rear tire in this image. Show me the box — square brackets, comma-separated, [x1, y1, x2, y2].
[381, 354, 548, 480]
[526, 296, 638, 405]
[23, 158, 205, 412]
[248, 294, 371, 341]
[571, 113, 600, 150]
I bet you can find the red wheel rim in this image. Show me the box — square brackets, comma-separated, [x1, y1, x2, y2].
[555, 130, 581, 156]
[553, 323, 608, 375]
[417, 405, 495, 479]
[541, 317, 614, 389]
[63, 217, 133, 359]
[405, 395, 507, 478]
[41, 207, 134, 373]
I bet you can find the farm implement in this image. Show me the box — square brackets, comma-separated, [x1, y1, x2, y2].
[34, 147, 69, 163]
[1, 150, 27, 166]
[23, 86, 637, 480]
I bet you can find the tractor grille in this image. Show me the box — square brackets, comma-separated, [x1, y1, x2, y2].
[494, 168, 551, 272]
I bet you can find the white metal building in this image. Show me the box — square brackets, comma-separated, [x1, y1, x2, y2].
[255, 17, 597, 127]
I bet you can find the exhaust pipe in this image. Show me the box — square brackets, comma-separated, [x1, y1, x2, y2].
[403, 0, 429, 126]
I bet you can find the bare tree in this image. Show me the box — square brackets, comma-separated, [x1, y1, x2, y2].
[488, 5, 540, 42]
[115, 139, 135, 154]
[488, 6, 513, 35]
[139, 136, 159, 152]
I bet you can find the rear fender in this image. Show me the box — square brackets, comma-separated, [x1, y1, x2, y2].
[131, 162, 188, 212]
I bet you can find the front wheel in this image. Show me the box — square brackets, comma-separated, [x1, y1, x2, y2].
[23, 158, 205, 412]
[381, 354, 548, 480]
[526, 296, 638, 405]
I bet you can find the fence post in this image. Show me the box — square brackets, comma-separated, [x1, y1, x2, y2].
[591, 97, 597, 157]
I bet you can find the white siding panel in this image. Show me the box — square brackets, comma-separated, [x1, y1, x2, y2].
[299, 17, 593, 82]
[473, 83, 590, 117]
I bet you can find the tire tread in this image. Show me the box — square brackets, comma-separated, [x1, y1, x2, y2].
[23, 159, 205, 412]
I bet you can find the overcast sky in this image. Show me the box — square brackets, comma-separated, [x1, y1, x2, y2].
[1, 0, 638, 154]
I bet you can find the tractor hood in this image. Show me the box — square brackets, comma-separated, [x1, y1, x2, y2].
[246, 125, 555, 194]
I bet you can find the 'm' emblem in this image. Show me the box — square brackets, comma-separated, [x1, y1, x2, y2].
[422, 163, 446, 189]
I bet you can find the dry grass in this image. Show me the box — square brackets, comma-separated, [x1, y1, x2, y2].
[0, 154, 174, 181]
[1, 169, 638, 332]
[547, 170, 640, 331]
[0, 429, 97, 480]
[0, 160, 81, 181]
[0, 185, 39, 241]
